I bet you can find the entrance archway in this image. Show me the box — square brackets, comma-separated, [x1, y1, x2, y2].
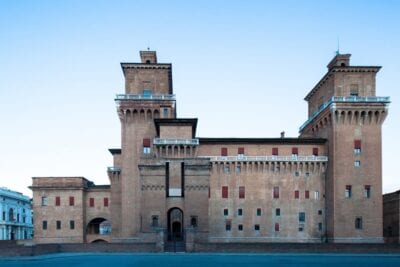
[167, 207, 183, 241]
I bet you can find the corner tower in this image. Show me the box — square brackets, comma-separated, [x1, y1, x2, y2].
[300, 54, 390, 242]
[108, 51, 176, 239]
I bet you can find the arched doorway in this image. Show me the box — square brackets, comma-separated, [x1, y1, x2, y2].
[167, 207, 183, 241]
[86, 218, 111, 235]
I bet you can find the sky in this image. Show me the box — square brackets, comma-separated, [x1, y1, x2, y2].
[0, 0, 399, 197]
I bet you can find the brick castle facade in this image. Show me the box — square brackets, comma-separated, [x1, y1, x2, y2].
[30, 51, 390, 247]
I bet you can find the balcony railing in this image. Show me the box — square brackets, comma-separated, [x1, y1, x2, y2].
[200, 155, 328, 162]
[107, 166, 121, 172]
[115, 94, 176, 101]
[299, 96, 390, 132]
[154, 138, 199, 145]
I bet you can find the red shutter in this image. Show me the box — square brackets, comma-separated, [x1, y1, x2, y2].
[55, 196, 60, 206]
[69, 196, 74, 206]
[295, 190, 299, 199]
[305, 190, 310, 199]
[104, 197, 109, 207]
[89, 198, 94, 207]
[313, 148, 319, 156]
[222, 186, 228, 198]
[239, 186, 245, 199]
[221, 147, 228, 156]
[272, 147, 278, 156]
[292, 147, 298, 154]
[275, 223, 279, 232]
[143, 138, 150, 147]
[238, 147, 245, 154]
[273, 186, 279, 199]
[354, 140, 361, 149]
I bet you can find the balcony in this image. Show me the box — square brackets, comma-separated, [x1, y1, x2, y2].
[107, 166, 121, 172]
[299, 96, 390, 132]
[115, 94, 176, 101]
[200, 155, 328, 162]
[153, 138, 199, 145]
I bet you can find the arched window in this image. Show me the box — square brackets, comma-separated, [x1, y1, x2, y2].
[8, 208, 14, 222]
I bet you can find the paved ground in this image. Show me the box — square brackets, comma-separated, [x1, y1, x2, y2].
[1, 253, 400, 267]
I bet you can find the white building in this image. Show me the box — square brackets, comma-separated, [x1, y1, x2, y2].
[0, 187, 33, 240]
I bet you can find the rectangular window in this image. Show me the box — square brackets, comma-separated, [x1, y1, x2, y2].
[254, 224, 260, 231]
[238, 208, 243, 216]
[104, 197, 109, 207]
[163, 108, 169, 117]
[314, 191, 320, 200]
[225, 221, 231, 231]
[292, 147, 298, 156]
[223, 165, 230, 173]
[236, 165, 241, 174]
[42, 221, 47, 230]
[272, 147, 278, 156]
[350, 84, 359, 96]
[69, 196, 75, 206]
[275, 223, 280, 232]
[305, 190, 310, 199]
[152, 215, 159, 227]
[354, 140, 361, 155]
[221, 147, 228, 156]
[354, 160, 361, 167]
[345, 185, 352, 198]
[238, 147, 245, 155]
[89, 198, 94, 207]
[190, 216, 198, 228]
[299, 212, 305, 223]
[364, 185, 371, 198]
[273, 186, 279, 199]
[318, 222, 323, 231]
[256, 208, 262, 216]
[223, 209, 228, 216]
[238, 224, 243, 231]
[70, 220, 75, 230]
[55, 196, 60, 206]
[294, 171, 300, 177]
[318, 210, 323, 215]
[2, 212, 5, 221]
[239, 186, 245, 199]
[41, 196, 48, 206]
[222, 186, 228, 198]
[143, 89, 152, 96]
[312, 147, 319, 156]
[56, 220, 61, 230]
[275, 208, 280, 216]
[143, 138, 151, 154]
[355, 217, 363, 229]
[294, 190, 299, 199]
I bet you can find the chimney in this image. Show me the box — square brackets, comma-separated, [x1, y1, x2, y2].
[280, 131, 285, 138]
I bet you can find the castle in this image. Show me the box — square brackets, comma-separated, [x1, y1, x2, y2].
[30, 51, 390, 247]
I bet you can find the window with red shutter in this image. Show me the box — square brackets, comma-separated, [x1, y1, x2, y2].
[239, 186, 245, 199]
[89, 198, 94, 207]
[313, 148, 319, 156]
[55, 196, 60, 206]
[294, 190, 299, 199]
[238, 147, 245, 155]
[222, 186, 228, 198]
[354, 140, 361, 149]
[143, 138, 150, 147]
[69, 196, 74, 206]
[272, 147, 278, 156]
[221, 147, 228, 156]
[104, 197, 109, 207]
[275, 223, 280, 232]
[273, 186, 279, 199]
[292, 147, 298, 155]
[305, 190, 310, 199]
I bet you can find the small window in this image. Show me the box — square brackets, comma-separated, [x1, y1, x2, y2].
[152, 215, 159, 227]
[222, 186, 228, 198]
[238, 208, 243, 216]
[314, 191, 320, 200]
[221, 147, 228, 157]
[41, 196, 48, 206]
[89, 198, 94, 207]
[275, 223, 279, 232]
[345, 185, 352, 198]
[272, 147, 278, 156]
[163, 108, 169, 118]
[223, 165, 230, 173]
[70, 220, 75, 230]
[190, 216, 198, 228]
[350, 84, 359, 96]
[56, 220, 61, 230]
[299, 212, 305, 223]
[238, 224, 243, 231]
[354, 140, 361, 155]
[2, 211, 5, 221]
[256, 208, 262, 216]
[294, 171, 300, 177]
[254, 224, 260, 231]
[364, 185, 371, 198]
[143, 89, 152, 96]
[42, 221, 47, 230]
[312, 148, 319, 156]
[318, 210, 322, 215]
[55, 196, 60, 206]
[143, 138, 151, 154]
[236, 165, 241, 174]
[294, 190, 299, 199]
[238, 147, 245, 158]
[292, 147, 298, 156]
[69, 196, 75, 206]
[318, 222, 323, 231]
[355, 217, 363, 229]
[354, 160, 361, 167]
[305, 190, 310, 199]
[223, 209, 228, 216]
[225, 222, 231, 231]
[305, 172, 310, 177]
[239, 186, 245, 199]
[273, 186, 279, 199]
[275, 208, 280, 216]
[104, 197, 109, 207]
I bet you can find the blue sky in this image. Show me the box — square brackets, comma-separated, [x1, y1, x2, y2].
[0, 0, 399, 196]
